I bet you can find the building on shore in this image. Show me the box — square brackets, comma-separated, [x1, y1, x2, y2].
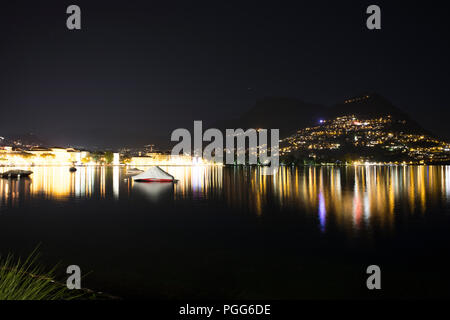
[0, 147, 91, 166]
[0, 147, 217, 166]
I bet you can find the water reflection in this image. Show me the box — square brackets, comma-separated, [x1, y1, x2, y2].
[133, 182, 174, 203]
[1, 165, 450, 233]
[220, 165, 450, 232]
[446, 166, 450, 201]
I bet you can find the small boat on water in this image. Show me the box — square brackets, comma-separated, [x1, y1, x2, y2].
[126, 167, 144, 175]
[132, 166, 176, 183]
[1, 170, 33, 178]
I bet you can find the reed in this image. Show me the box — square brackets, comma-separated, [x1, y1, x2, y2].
[0, 249, 82, 300]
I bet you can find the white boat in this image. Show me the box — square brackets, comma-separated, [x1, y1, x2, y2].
[126, 167, 144, 175]
[131, 166, 176, 183]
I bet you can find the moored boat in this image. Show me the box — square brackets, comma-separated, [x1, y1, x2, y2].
[132, 166, 176, 183]
[1, 170, 33, 178]
[126, 167, 144, 175]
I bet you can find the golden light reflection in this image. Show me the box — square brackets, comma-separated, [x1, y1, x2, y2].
[221, 166, 450, 232]
[1, 166, 449, 234]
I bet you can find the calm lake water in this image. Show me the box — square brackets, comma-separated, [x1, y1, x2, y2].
[1, 165, 450, 299]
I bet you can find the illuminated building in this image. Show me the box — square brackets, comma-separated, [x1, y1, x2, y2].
[0, 147, 90, 166]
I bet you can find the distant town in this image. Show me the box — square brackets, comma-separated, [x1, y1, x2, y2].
[0, 141, 211, 167]
[280, 114, 450, 165]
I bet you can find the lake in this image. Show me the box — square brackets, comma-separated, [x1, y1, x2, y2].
[1, 165, 450, 299]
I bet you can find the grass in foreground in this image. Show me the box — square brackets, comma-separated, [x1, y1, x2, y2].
[0, 249, 83, 300]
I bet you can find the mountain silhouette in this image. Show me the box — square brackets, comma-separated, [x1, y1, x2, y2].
[213, 97, 326, 137]
[213, 93, 431, 138]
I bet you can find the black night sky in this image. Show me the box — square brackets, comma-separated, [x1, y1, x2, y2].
[1, 1, 449, 148]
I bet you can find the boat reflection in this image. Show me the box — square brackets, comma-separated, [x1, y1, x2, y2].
[132, 181, 174, 203]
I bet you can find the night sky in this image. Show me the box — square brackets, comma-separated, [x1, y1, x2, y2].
[1, 1, 449, 148]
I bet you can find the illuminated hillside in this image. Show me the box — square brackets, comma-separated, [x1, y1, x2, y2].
[280, 114, 450, 164]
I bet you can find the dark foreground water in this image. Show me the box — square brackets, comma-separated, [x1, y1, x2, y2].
[1, 165, 450, 299]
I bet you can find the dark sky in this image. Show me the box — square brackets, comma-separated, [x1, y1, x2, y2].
[1, 1, 449, 148]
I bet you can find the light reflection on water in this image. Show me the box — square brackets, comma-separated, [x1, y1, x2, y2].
[1, 165, 449, 233]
